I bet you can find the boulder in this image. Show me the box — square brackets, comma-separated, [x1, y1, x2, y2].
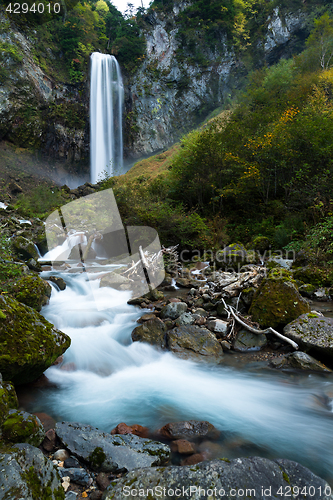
[111, 423, 149, 438]
[101, 457, 332, 500]
[0, 294, 71, 385]
[283, 313, 333, 359]
[8, 275, 52, 311]
[270, 352, 332, 372]
[206, 319, 229, 335]
[131, 318, 167, 349]
[49, 276, 67, 290]
[167, 325, 224, 363]
[156, 420, 220, 441]
[1, 409, 45, 446]
[217, 243, 248, 268]
[11, 236, 40, 261]
[170, 439, 196, 455]
[298, 283, 316, 298]
[160, 302, 187, 320]
[55, 422, 170, 473]
[0, 443, 65, 500]
[233, 329, 267, 352]
[249, 278, 310, 329]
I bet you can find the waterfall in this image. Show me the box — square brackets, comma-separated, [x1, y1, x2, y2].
[90, 52, 124, 184]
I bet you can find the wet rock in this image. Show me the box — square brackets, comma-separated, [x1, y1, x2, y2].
[131, 318, 167, 349]
[160, 301, 187, 319]
[1, 409, 45, 446]
[0, 294, 71, 385]
[233, 329, 267, 352]
[283, 313, 333, 359]
[249, 277, 310, 329]
[102, 457, 332, 500]
[55, 422, 170, 473]
[96, 472, 110, 491]
[270, 351, 332, 372]
[175, 312, 194, 326]
[167, 325, 224, 363]
[0, 443, 64, 500]
[170, 439, 196, 455]
[111, 422, 149, 438]
[42, 428, 57, 452]
[180, 453, 205, 466]
[156, 420, 220, 441]
[49, 276, 67, 290]
[64, 456, 81, 468]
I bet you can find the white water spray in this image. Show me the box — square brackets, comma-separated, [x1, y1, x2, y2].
[90, 53, 124, 184]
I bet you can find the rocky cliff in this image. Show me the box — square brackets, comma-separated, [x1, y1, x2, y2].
[0, 2, 318, 168]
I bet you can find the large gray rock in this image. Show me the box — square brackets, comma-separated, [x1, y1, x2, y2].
[101, 457, 333, 500]
[131, 318, 167, 348]
[284, 313, 333, 359]
[270, 352, 332, 372]
[160, 302, 187, 320]
[55, 422, 170, 472]
[0, 443, 65, 500]
[167, 325, 223, 363]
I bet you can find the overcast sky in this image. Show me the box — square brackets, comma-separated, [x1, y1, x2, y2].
[110, 0, 151, 13]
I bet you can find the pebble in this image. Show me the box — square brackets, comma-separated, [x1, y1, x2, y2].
[54, 449, 70, 461]
[65, 492, 78, 500]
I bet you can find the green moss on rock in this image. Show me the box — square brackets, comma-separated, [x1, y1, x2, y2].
[0, 294, 70, 385]
[7, 275, 51, 311]
[1, 410, 45, 447]
[249, 278, 310, 329]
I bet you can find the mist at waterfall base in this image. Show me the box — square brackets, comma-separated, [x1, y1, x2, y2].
[21, 269, 333, 483]
[90, 53, 123, 184]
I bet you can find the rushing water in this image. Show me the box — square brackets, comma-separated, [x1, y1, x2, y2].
[90, 53, 124, 183]
[26, 269, 333, 483]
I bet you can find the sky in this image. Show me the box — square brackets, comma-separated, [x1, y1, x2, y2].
[110, 0, 151, 13]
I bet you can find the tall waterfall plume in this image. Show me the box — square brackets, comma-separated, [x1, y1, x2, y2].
[90, 53, 124, 184]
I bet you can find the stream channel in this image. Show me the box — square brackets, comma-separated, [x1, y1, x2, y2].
[19, 265, 333, 485]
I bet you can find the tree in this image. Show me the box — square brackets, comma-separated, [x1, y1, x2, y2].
[306, 12, 333, 70]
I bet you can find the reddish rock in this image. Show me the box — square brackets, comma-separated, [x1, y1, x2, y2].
[34, 412, 56, 432]
[42, 428, 56, 451]
[156, 420, 220, 441]
[170, 439, 196, 455]
[53, 355, 63, 366]
[180, 453, 205, 466]
[96, 472, 110, 491]
[111, 422, 150, 438]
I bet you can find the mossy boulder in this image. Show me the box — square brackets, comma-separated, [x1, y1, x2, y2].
[0, 294, 71, 385]
[10, 236, 40, 261]
[1, 410, 45, 446]
[216, 243, 249, 270]
[298, 283, 316, 298]
[0, 373, 18, 426]
[252, 236, 271, 253]
[249, 278, 310, 329]
[7, 275, 52, 311]
[0, 443, 65, 500]
[293, 266, 333, 287]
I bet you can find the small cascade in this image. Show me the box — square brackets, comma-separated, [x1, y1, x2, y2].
[90, 53, 124, 184]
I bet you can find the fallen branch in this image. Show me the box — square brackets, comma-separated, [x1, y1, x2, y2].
[221, 299, 298, 350]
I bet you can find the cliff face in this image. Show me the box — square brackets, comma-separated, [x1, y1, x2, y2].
[125, 5, 308, 158]
[0, 3, 314, 166]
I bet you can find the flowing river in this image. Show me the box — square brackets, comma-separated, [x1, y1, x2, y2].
[23, 268, 333, 484]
